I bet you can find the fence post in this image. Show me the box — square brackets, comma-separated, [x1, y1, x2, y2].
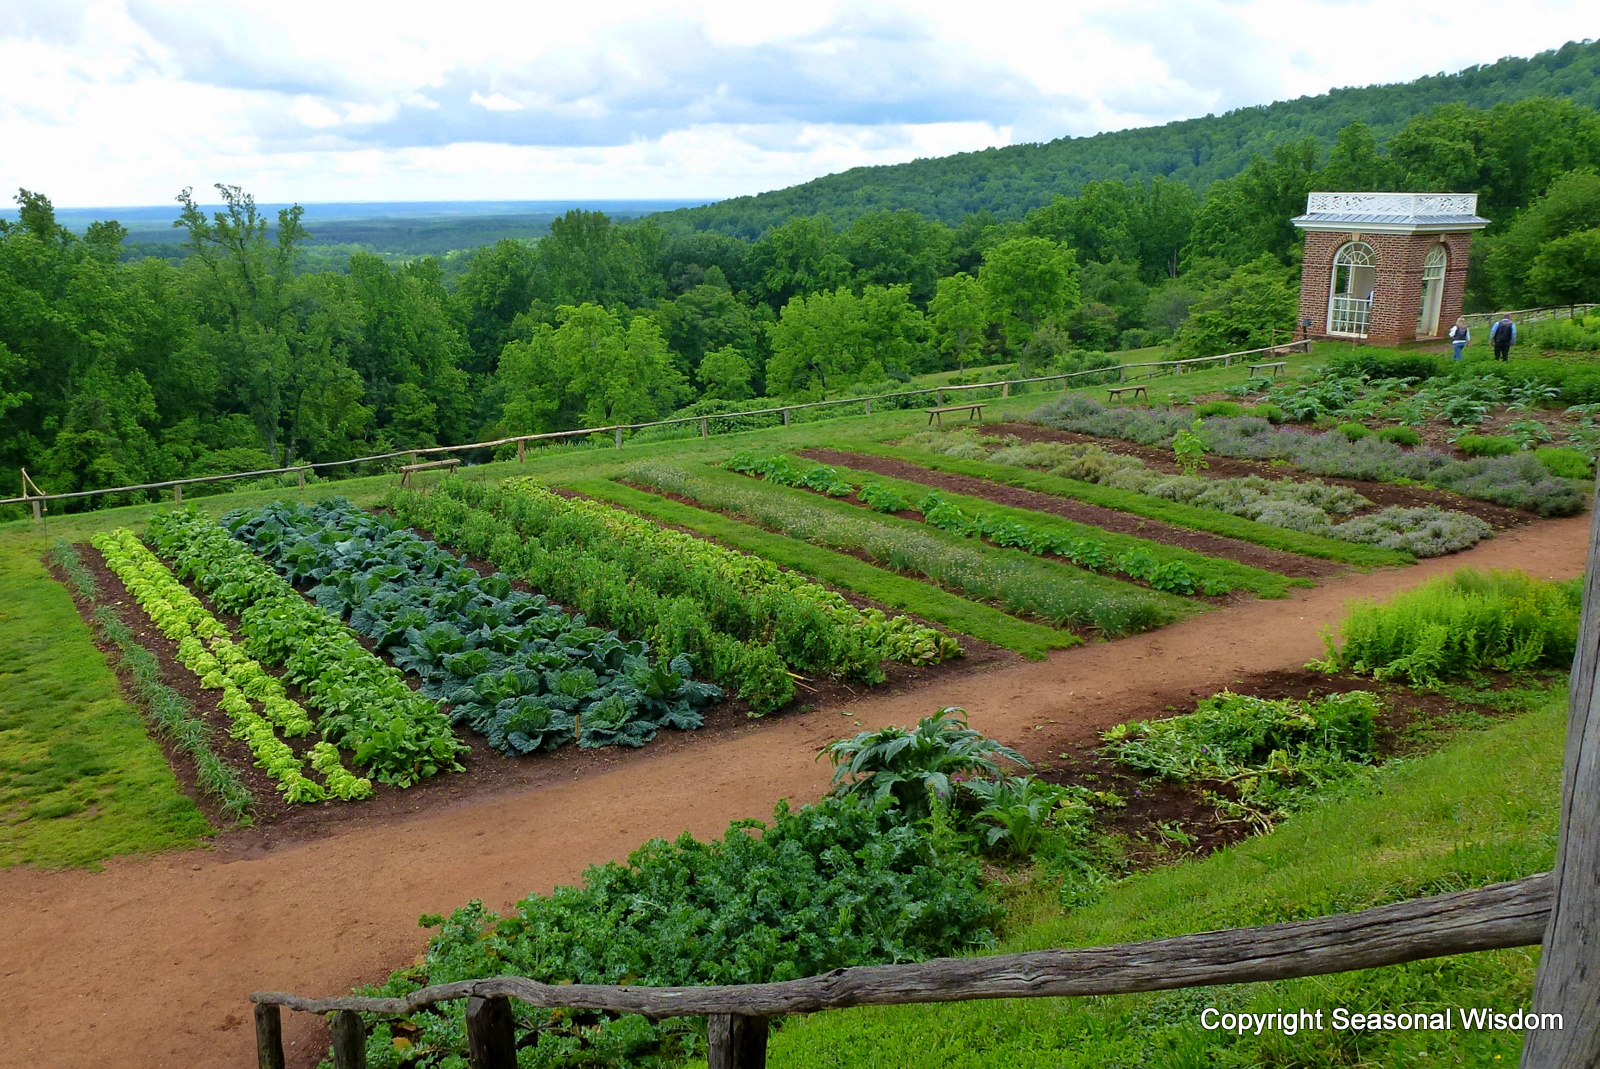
[517, 439, 525, 463]
[701, 417, 709, 440]
[936, 389, 944, 406]
[297, 467, 306, 489]
[330, 1009, 366, 1069]
[707, 1014, 768, 1069]
[615, 428, 623, 449]
[1521, 467, 1600, 1068]
[173, 483, 182, 504]
[1001, 382, 1010, 399]
[465, 995, 517, 1069]
[864, 399, 872, 416]
[31, 498, 41, 523]
[782, 408, 791, 427]
[253, 1004, 285, 1069]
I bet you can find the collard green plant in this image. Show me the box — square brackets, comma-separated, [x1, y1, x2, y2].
[823, 707, 1028, 820]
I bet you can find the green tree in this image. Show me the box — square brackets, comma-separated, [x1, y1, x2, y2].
[766, 284, 927, 394]
[697, 345, 755, 401]
[979, 237, 1081, 370]
[1479, 172, 1600, 305]
[537, 210, 657, 308]
[449, 239, 542, 374]
[1172, 255, 1297, 357]
[1317, 121, 1401, 191]
[1525, 230, 1600, 303]
[839, 210, 955, 303]
[928, 273, 989, 369]
[746, 216, 851, 309]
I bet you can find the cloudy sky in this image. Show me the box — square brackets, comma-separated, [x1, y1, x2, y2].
[1, 0, 1594, 207]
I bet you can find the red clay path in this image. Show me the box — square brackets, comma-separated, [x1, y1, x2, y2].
[0, 514, 1589, 1069]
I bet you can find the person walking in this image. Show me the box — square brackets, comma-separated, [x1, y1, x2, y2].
[1490, 314, 1516, 361]
[1448, 317, 1471, 360]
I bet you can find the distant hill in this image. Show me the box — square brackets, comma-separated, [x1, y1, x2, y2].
[662, 40, 1600, 237]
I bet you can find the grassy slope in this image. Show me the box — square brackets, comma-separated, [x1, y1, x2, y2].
[0, 541, 209, 867]
[794, 460, 1305, 598]
[572, 479, 1077, 659]
[764, 697, 1563, 1068]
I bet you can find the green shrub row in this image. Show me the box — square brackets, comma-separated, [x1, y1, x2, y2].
[1316, 568, 1583, 685]
[145, 508, 465, 787]
[623, 462, 1194, 636]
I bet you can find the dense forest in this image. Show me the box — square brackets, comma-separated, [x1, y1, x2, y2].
[666, 40, 1600, 234]
[5, 43, 1600, 510]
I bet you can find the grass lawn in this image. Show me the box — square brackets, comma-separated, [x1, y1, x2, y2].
[0, 539, 210, 868]
[760, 692, 1563, 1068]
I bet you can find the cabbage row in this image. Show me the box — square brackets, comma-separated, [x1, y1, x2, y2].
[93, 528, 371, 803]
[385, 479, 961, 712]
[146, 508, 465, 787]
[726, 452, 1229, 596]
[226, 500, 723, 753]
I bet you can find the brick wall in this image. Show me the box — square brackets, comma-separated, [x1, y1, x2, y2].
[1295, 230, 1476, 346]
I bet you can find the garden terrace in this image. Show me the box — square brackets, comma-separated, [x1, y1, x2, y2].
[573, 478, 1076, 660]
[620, 460, 1201, 637]
[722, 451, 1303, 598]
[797, 448, 1341, 579]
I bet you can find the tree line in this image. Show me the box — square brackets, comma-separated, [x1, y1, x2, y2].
[3, 94, 1600, 509]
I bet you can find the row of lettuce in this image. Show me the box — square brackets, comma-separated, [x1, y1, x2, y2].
[331, 564, 1575, 1069]
[72, 479, 969, 813]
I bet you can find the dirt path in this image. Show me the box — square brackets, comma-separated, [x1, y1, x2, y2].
[0, 515, 1589, 1069]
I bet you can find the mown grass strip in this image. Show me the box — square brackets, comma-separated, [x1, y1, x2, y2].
[611, 463, 1201, 637]
[856, 442, 1414, 568]
[794, 460, 1303, 599]
[0, 541, 210, 868]
[569, 479, 1077, 660]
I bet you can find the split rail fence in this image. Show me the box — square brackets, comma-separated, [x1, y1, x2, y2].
[2, 340, 1310, 521]
[251, 463, 1600, 1067]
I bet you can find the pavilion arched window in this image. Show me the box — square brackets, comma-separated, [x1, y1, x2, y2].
[1416, 245, 1447, 337]
[1328, 241, 1376, 337]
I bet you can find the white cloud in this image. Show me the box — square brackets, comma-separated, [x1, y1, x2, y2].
[0, 0, 1594, 207]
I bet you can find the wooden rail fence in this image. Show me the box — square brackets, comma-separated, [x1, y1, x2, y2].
[249, 459, 1600, 1069]
[4, 341, 1310, 520]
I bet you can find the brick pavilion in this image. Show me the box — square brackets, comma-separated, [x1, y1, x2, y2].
[1291, 192, 1490, 346]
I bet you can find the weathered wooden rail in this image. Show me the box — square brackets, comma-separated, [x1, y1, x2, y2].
[251, 461, 1600, 1069]
[4, 340, 1309, 519]
[251, 874, 1551, 1068]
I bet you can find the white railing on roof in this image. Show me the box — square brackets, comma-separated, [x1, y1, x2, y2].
[1304, 192, 1479, 217]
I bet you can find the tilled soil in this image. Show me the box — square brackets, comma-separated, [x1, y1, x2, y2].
[798, 447, 1342, 580]
[986, 422, 1533, 529]
[0, 513, 1588, 1069]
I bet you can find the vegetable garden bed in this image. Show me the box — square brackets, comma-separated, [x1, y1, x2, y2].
[620, 461, 1201, 637]
[796, 448, 1338, 580]
[992, 422, 1531, 528]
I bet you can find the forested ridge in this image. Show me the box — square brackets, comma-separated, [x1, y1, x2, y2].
[5, 40, 1600, 515]
[663, 40, 1600, 234]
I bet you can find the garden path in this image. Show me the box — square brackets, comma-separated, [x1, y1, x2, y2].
[0, 514, 1589, 1069]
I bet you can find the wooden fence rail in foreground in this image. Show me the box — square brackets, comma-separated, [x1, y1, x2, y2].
[251, 873, 1550, 1068]
[3, 340, 1311, 516]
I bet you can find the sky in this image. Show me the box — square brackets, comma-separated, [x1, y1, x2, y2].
[1, 0, 1595, 208]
